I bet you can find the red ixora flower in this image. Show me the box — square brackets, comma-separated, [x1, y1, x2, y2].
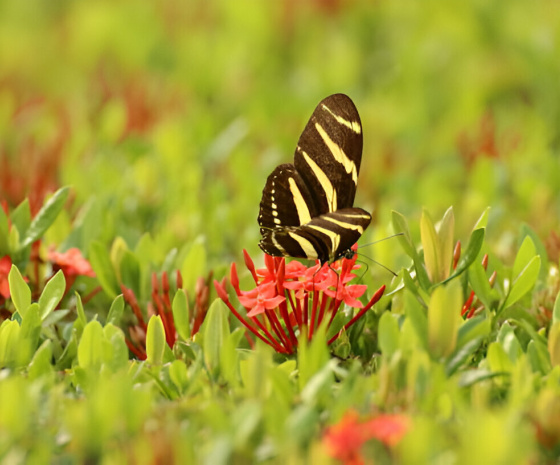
[0, 255, 12, 300]
[323, 410, 410, 465]
[48, 247, 96, 294]
[214, 248, 385, 355]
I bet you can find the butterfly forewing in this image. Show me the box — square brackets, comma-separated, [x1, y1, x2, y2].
[294, 94, 363, 212]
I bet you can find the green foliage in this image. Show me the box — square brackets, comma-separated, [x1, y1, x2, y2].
[1, 0, 560, 462]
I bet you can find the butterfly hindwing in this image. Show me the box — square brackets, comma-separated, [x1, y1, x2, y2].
[258, 164, 320, 234]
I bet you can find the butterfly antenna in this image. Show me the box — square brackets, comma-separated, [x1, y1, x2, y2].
[357, 232, 404, 250]
[357, 253, 398, 277]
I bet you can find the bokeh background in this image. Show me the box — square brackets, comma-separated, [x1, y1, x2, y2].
[2, 0, 560, 271]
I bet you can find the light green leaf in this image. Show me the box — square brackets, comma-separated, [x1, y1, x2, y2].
[487, 342, 514, 374]
[428, 279, 462, 358]
[21, 186, 70, 248]
[503, 256, 541, 310]
[468, 261, 494, 311]
[180, 240, 207, 292]
[438, 206, 455, 282]
[443, 228, 485, 283]
[473, 207, 491, 230]
[0, 319, 21, 367]
[89, 241, 119, 298]
[201, 299, 230, 375]
[8, 265, 31, 317]
[512, 236, 537, 280]
[172, 289, 191, 341]
[378, 311, 400, 356]
[38, 270, 66, 320]
[421, 209, 440, 284]
[553, 289, 560, 325]
[107, 294, 125, 325]
[146, 315, 166, 365]
[78, 320, 104, 370]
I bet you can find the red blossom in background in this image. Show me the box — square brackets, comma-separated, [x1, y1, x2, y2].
[122, 270, 212, 360]
[0, 256, 12, 301]
[323, 410, 410, 465]
[214, 249, 385, 355]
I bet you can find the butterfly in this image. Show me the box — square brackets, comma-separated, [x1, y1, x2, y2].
[258, 93, 371, 264]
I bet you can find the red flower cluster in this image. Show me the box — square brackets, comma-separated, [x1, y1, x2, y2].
[49, 247, 96, 293]
[323, 410, 409, 465]
[122, 271, 212, 360]
[214, 250, 385, 354]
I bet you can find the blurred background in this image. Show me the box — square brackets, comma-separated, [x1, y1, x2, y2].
[1, 0, 559, 272]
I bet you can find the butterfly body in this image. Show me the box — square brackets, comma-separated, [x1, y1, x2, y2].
[258, 94, 370, 264]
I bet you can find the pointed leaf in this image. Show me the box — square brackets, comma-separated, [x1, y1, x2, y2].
[172, 289, 191, 340]
[107, 294, 125, 325]
[503, 256, 540, 310]
[201, 299, 230, 375]
[443, 228, 485, 283]
[420, 209, 440, 284]
[8, 265, 31, 317]
[21, 187, 69, 248]
[38, 270, 66, 320]
[78, 320, 104, 370]
[428, 279, 462, 358]
[89, 241, 119, 298]
[438, 206, 455, 281]
[378, 311, 400, 356]
[146, 315, 166, 365]
[512, 236, 537, 280]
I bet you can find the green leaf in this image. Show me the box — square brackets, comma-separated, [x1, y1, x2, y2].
[392, 210, 417, 259]
[78, 320, 104, 370]
[456, 314, 490, 350]
[438, 206, 455, 282]
[75, 292, 87, 326]
[446, 338, 484, 376]
[38, 270, 66, 320]
[473, 207, 491, 230]
[427, 279, 462, 358]
[404, 290, 428, 349]
[553, 289, 560, 325]
[120, 249, 141, 296]
[512, 236, 538, 280]
[89, 241, 119, 298]
[527, 339, 551, 375]
[201, 299, 230, 375]
[487, 342, 514, 374]
[172, 289, 191, 341]
[146, 315, 166, 365]
[28, 340, 54, 381]
[10, 199, 31, 239]
[0, 319, 21, 367]
[420, 209, 440, 284]
[443, 228, 485, 283]
[20, 302, 41, 347]
[503, 256, 541, 310]
[8, 265, 31, 317]
[548, 322, 560, 367]
[180, 240, 207, 292]
[169, 360, 189, 393]
[0, 204, 9, 255]
[378, 311, 400, 356]
[21, 186, 69, 248]
[107, 294, 125, 326]
[468, 261, 494, 311]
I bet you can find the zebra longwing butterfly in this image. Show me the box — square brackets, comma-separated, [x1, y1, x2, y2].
[258, 93, 371, 264]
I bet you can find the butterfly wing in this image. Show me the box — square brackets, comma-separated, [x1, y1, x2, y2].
[294, 93, 363, 212]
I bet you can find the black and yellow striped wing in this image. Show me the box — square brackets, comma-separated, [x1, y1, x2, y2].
[258, 94, 371, 263]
